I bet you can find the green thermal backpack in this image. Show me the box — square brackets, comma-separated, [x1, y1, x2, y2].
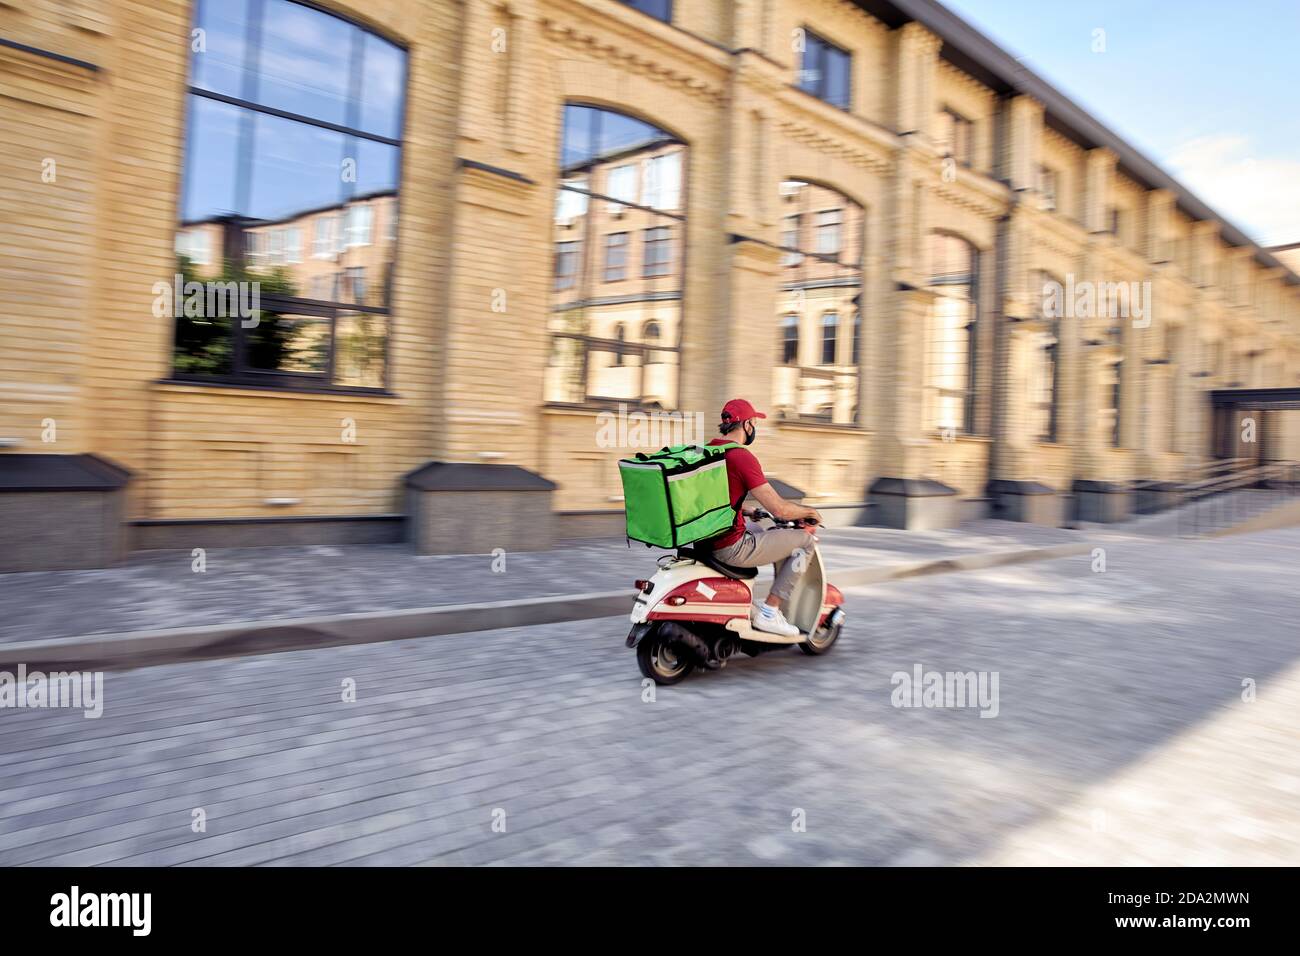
[618, 442, 740, 548]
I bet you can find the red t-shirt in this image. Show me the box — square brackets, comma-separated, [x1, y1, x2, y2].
[706, 438, 767, 549]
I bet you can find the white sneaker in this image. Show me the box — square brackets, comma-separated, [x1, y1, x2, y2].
[752, 604, 800, 637]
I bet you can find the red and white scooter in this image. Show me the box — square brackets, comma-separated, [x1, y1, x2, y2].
[625, 510, 846, 684]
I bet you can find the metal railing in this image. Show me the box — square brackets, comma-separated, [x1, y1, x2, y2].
[1176, 459, 1300, 537]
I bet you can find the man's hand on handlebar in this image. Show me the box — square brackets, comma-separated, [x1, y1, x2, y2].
[799, 507, 825, 528]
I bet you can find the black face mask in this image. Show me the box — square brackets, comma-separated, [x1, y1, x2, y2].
[743, 422, 757, 446]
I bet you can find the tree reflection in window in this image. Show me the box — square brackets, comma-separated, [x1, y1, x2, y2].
[546, 105, 685, 408]
[772, 180, 864, 424]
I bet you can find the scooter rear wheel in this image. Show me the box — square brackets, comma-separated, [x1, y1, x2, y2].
[637, 629, 695, 685]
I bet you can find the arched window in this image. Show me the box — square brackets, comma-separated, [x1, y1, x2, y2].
[774, 180, 864, 424]
[927, 233, 978, 434]
[546, 105, 685, 407]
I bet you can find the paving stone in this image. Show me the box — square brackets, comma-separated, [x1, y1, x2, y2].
[0, 529, 1296, 864]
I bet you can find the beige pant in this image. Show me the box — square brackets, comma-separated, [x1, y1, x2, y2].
[712, 524, 814, 601]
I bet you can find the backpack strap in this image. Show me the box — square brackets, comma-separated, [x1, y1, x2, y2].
[705, 441, 747, 515]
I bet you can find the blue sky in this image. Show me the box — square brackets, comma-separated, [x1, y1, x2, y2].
[940, 0, 1300, 246]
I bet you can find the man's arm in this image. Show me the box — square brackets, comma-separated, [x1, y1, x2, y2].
[748, 482, 823, 525]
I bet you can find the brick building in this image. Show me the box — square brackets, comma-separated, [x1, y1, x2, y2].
[2, 0, 1299, 568]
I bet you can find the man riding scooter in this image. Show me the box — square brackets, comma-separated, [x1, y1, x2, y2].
[706, 399, 825, 637]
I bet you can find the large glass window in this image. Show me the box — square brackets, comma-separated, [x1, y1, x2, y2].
[174, 0, 406, 390]
[772, 180, 864, 424]
[797, 30, 851, 110]
[546, 105, 686, 408]
[926, 233, 978, 433]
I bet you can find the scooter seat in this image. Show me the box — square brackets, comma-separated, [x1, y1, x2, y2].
[676, 546, 759, 580]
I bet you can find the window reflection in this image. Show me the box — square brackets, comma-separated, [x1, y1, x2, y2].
[772, 180, 863, 424]
[245, 311, 332, 375]
[189, 0, 252, 99]
[174, 0, 405, 390]
[256, 0, 354, 125]
[1031, 271, 1061, 443]
[546, 105, 685, 408]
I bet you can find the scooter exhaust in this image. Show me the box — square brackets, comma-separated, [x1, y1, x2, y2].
[656, 621, 715, 667]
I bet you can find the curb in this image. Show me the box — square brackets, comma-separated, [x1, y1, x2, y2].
[0, 542, 1093, 671]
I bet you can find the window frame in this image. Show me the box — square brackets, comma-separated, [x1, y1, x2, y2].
[554, 239, 583, 290]
[1109, 358, 1124, 447]
[797, 29, 852, 111]
[1038, 164, 1058, 212]
[603, 231, 629, 282]
[781, 313, 800, 365]
[937, 106, 974, 168]
[642, 225, 675, 279]
[172, 0, 408, 394]
[774, 179, 865, 427]
[820, 312, 839, 366]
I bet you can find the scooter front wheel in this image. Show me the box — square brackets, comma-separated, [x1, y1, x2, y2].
[798, 621, 842, 656]
[637, 627, 695, 685]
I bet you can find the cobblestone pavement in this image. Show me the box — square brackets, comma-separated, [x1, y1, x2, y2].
[0, 527, 1295, 865]
[0, 520, 1084, 645]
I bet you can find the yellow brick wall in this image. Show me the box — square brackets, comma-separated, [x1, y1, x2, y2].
[4, 0, 1299, 527]
[1, 0, 460, 519]
[0, 4, 102, 453]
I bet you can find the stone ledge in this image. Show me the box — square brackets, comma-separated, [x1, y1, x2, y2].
[404, 461, 557, 492]
[405, 461, 557, 554]
[869, 477, 958, 498]
[0, 452, 131, 491]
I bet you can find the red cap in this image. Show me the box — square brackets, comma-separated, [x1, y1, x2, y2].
[721, 398, 767, 424]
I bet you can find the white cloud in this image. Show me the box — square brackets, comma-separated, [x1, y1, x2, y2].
[1165, 135, 1300, 248]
